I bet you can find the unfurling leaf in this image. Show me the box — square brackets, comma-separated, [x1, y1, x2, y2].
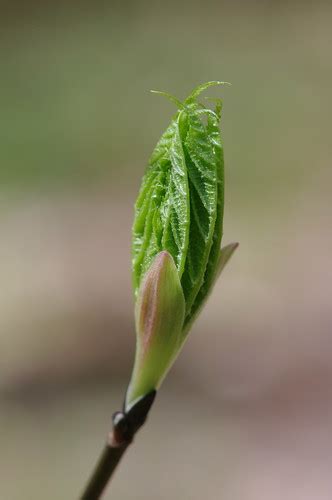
[182, 242, 239, 336]
[128, 82, 238, 407]
[132, 81, 227, 323]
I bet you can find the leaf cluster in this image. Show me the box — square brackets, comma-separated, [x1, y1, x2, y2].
[132, 82, 229, 330]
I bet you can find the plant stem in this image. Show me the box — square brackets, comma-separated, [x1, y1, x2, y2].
[79, 391, 156, 500]
[80, 441, 128, 500]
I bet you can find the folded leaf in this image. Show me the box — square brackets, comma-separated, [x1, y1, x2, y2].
[132, 118, 190, 295]
[181, 104, 224, 320]
[182, 242, 239, 336]
[129, 82, 237, 402]
[132, 82, 227, 324]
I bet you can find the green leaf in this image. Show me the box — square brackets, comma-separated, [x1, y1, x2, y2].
[132, 82, 228, 322]
[180, 105, 223, 318]
[132, 117, 190, 295]
[129, 82, 238, 401]
[184, 81, 231, 104]
[182, 242, 239, 336]
[216, 242, 239, 278]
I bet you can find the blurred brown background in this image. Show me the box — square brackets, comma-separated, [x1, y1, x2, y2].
[1, 1, 332, 499]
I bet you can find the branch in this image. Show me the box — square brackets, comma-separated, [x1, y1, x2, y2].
[79, 391, 156, 500]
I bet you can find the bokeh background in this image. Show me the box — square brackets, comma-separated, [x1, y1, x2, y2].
[1, 1, 332, 499]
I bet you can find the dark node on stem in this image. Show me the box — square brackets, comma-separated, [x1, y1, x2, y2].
[111, 389, 156, 446]
[123, 389, 156, 432]
[80, 390, 156, 500]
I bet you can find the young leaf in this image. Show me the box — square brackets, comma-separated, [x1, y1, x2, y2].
[182, 242, 239, 337]
[180, 105, 223, 318]
[182, 105, 224, 326]
[132, 117, 190, 295]
[132, 82, 227, 324]
[129, 81, 237, 401]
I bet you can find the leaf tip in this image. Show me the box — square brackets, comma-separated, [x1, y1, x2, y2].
[150, 90, 183, 108]
[185, 80, 231, 103]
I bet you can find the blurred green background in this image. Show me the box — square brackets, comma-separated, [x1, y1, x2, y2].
[1, 1, 332, 499]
